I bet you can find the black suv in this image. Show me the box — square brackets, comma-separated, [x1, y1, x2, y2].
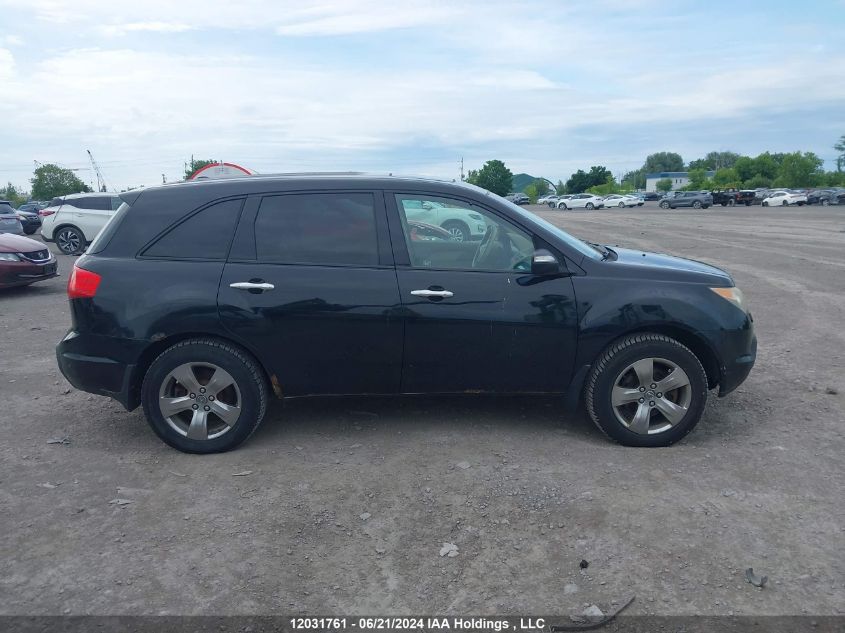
[57, 174, 756, 453]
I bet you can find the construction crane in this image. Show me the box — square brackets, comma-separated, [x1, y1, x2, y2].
[87, 150, 109, 192]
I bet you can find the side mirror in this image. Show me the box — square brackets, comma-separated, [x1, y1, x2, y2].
[531, 249, 561, 276]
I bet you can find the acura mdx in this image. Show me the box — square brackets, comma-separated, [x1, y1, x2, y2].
[56, 174, 756, 453]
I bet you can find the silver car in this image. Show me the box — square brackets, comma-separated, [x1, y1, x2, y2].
[0, 202, 24, 235]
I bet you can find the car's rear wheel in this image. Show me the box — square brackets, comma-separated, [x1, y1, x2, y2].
[727, 199, 735, 207]
[55, 225, 85, 255]
[441, 220, 470, 242]
[659, 201, 670, 209]
[141, 338, 268, 453]
[692, 200, 702, 209]
[821, 199, 830, 206]
[618, 202, 625, 208]
[782, 200, 788, 206]
[586, 202, 594, 210]
[585, 333, 708, 447]
[23, 227, 37, 235]
[558, 202, 568, 210]
[762, 201, 768, 206]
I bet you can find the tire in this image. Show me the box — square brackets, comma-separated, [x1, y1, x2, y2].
[728, 199, 735, 207]
[141, 338, 268, 454]
[585, 202, 594, 210]
[782, 200, 788, 206]
[24, 227, 37, 235]
[548, 202, 556, 208]
[584, 333, 708, 447]
[659, 201, 669, 209]
[55, 225, 85, 255]
[558, 202, 568, 210]
[441, 220, 470, 242]
[822, 199, 830, 206]
[702, 204, 710, 209]
[762, 201, 768, 206]
[618, 202, 625, 208]
[692, 200, 702, 209]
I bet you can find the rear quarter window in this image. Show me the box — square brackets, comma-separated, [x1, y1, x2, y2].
[141, 198, 244, 260]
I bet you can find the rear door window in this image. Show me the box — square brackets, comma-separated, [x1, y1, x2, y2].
[142, 198, 243, 260]
[254, 193, 379, 266]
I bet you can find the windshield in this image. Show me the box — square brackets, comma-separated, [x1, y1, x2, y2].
[496, 196, 602, 260]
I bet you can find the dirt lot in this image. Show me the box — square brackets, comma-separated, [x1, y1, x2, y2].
[1, 202, 843, 617]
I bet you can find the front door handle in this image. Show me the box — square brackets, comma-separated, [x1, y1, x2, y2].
[230, 281, 275, 291]
[410, 289, 453, 298]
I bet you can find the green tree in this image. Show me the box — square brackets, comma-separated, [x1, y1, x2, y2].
[587, 177, 621, 196]
[711, 168, 741, 189]
[465, 159, 513, 197]
[752, 152, 779, 180]
[621, 169, 646, 190]
[834, 135, 845, 172]
[31, 164, 92, 200]
[744, 174, 771, 189]
[184, 158, 218, 180]
[554, 179, 567, 195]
[772, 152, 823, 188]
[0, 182, 28, 206]
[644, 152, 684, 174]
[655, 178, 673, 193]
[681, 168, 711, 191]
[566, 165, 611, 193]
[691, 151, 740, 170]
[733, 156, 755, 182]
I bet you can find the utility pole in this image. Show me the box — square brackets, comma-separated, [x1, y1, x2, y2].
[162, 174, 167, 184]
[87, 150, 109, 192]
[460, 157, 465, 181]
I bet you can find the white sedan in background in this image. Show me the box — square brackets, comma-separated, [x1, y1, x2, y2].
[537, 194, 559, 206]
[557, 194, 604, 210]
[603, 194, 639, 208]
[761, 190, 807, 206]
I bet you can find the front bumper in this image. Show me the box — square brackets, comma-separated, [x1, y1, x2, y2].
[0, 259, 58, 288]
[56, 330, 140, 410]
[715, 315, 757, 396]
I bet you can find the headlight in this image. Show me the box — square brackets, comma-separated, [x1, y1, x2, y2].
[710, 286, 748, 312]
[0, 253, 21, 261]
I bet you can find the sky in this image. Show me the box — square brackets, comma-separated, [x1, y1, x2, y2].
[0, 0, 844, 192]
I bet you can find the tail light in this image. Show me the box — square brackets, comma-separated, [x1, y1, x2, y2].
[38, 209, 56, 217]
[67, 265, 101, 299]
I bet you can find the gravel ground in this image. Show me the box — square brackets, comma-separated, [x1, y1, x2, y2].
[0, 202, 843, 617]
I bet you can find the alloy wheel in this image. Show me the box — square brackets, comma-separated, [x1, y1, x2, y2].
[446, 227, 465, 242]
[610, 357, 692, 435]
[57, 229, 81, 254]
[158, 362, 242, 440]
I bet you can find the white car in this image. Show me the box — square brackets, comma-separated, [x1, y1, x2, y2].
[400, 198, 487, 242]
[537, 194, 559, 206]
[761, 190, 807, 207]
[40, 193, 123, 254]
[603, 194, 639, 208]
[557, 194, 604, 210]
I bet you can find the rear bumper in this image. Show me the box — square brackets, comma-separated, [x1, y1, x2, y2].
[56, 330, 140, 410]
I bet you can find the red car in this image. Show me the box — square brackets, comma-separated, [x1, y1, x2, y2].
[0, 233, 58, 289]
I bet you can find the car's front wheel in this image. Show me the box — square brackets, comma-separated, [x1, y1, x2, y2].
[585, 202, 595, 210]
[558, 202, 568, 210]
[692, 200, 702, 209]
[585, 333, 708, 447]
[55, 225, 85, 255]
[141, 338, 268, 453]
[659, 201, 670, 209]
[23, 227, 37, 235]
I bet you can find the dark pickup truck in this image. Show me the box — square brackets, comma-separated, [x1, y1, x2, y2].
[711, 190, 756, 206]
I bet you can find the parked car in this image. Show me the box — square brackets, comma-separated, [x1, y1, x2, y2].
[659, 191, 713, 209]
[401, 198, 487, 242]
[0, 233, 58, 289]
[806, 189, 840, 206]
[16, 208, 42, 235]
[761, 190, 807, 206]
[711, 190, 756, 207]
[505, 193, 529, 205]
[39, 193, 123, 254]
[537, 194, 559, 206]
[557, 194, 604, 210]
[56, 174, 756, 453]
[643, 192, 660, 201]
[603, 194, 639, 208]
[0, 201, 24, 235]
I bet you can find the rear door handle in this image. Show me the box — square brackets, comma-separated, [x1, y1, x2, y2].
[410, 289, 453, 298]
[230, 282, 275, 291]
